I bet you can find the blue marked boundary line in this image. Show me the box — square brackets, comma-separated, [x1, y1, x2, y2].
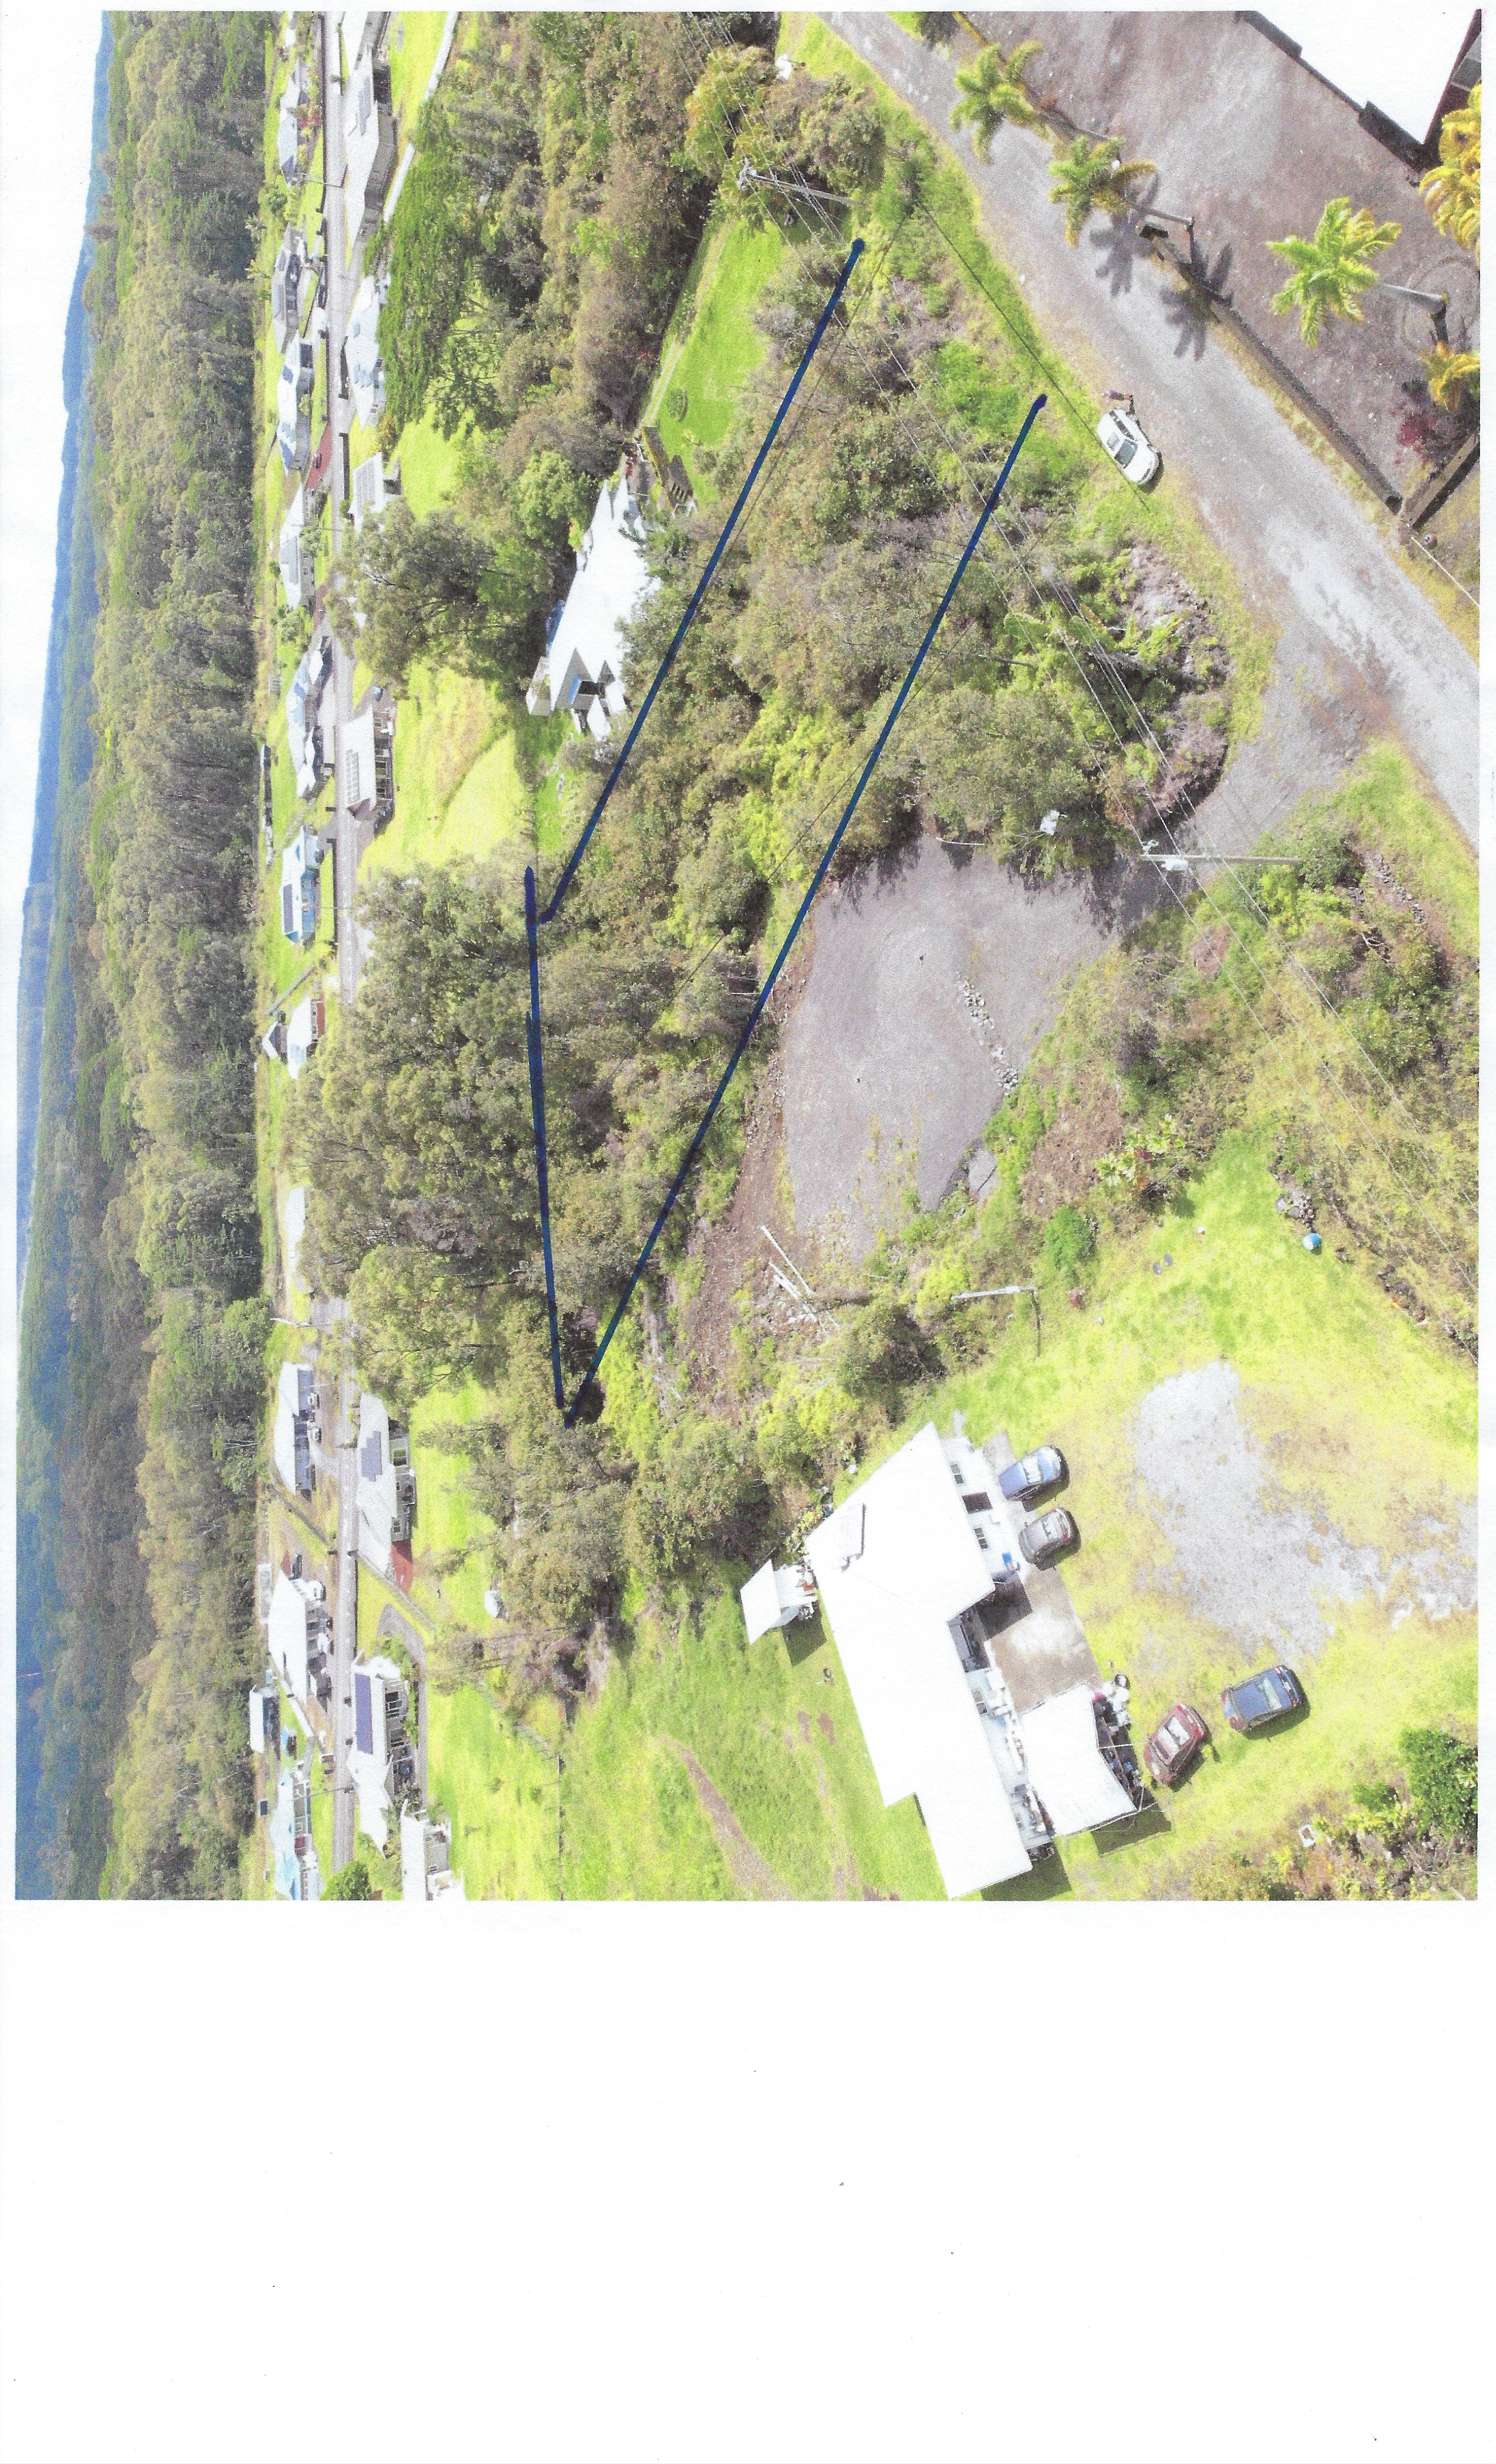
[539, 237, 865, 926]
[524, 866, 564, 1411]
[546, 393, 1047, 1425]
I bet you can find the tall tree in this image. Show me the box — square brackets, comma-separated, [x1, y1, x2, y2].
[949, 39, 1042, 160]
[1048, 135, 1156, 245]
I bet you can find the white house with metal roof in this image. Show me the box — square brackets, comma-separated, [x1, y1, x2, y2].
[278, 482, 311, 608]
[356, 1393, 416, 1576]
[279, 823, 321, 945]
[524, 468, 654, 738]
[754, 1422, 1142, 1898]
[348, 1653, 415, 1846]
[346, 271, 387, 431]
[269, 1758, 321, 1900]
[344, 43, 397, 250]
[272, 1360, 316, 1495]
[268, 1569, 328, 1711]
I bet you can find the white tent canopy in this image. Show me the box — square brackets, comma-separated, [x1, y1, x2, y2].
[1018, 1687, 1137, 1836]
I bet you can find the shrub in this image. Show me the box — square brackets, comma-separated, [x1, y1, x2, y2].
[324, 1860, 374, 1901]
[666, 385, 688, 421]
[836, 1298, 936, 1404]
[1043, 1203, 1095, 1280]
[1400, 1728, 1477, 1842]
[628, 1419, 769, 1580]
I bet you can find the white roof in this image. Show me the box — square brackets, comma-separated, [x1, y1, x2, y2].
[346, 276, 386, 430]
[356, 1390, 397, 1573]
[278, 483, 307, 605]
[273, 1359, 312, 1490]
[351, 451, 387, 534]
[286, 994, 320, 1078]
[268, 1572, 314, 1705]
[804, 1426, 1031, 1897]
[740, 1561, 786, 1643]
[1261, 1, 1475, 142]
[1018, 1687, 1136, 1836]
[541, 475, 653, 726]
[343, 703, 377, 809]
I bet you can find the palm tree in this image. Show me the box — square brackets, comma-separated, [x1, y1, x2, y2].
[1047, 136, 1157, 246]
[949, 39, 1043, 161]
[1267, 197, 1401, 345]
[1423, 341, 1480, 409]
[1420, 82, 1481, 256]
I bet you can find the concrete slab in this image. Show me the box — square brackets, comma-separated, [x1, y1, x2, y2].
[976, 1430, 1101, 1712]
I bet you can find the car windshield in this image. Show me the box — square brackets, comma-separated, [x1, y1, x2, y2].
[1114, 434, 1138, 467]
[1263, 1674, 1288, 1710]
[1165, 1718, 1191, 1749]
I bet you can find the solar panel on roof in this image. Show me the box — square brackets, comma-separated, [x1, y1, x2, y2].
[354, 1672, 373, 1755]
[360, 1431, 383, 1480]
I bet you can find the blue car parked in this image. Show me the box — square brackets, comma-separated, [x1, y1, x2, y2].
[1220, 1664, 1304, 1733]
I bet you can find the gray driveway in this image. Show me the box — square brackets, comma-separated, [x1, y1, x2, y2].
[781, 837, 1157, 1253]
[823, 14, 1479, 841]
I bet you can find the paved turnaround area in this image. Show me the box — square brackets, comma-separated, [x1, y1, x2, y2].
[824, 13, 1480, 842]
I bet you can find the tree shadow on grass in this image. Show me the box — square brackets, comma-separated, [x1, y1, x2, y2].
[1092, 1799, 1172, 1855]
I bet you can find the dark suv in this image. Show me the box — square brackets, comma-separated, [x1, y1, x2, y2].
[1220, 1664, 1304, 1732]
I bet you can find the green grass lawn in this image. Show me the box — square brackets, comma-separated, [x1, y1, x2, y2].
[426, 1685, 562, 1898]
[919, 1131, 1475, 1898]
[651, 217, 788, 491]
[560, 1132, 1474, 1902]
[386, 10, 449, 137]
[402, 1379, 500, 1633]
[392, 408, 465, 516]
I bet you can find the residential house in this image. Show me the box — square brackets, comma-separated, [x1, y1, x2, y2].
[279, 823, 322, 946]
[356, 1392, 416, 1578]
[1257, 6, 1481, 149]
[271, 226, 307, 354]
[276, 336, 316, 472]
[524, 464, 654, 739]
[341, 693, 395, 824]
[284, 991, 326, 1079]
[340, 8, 390, 75]
[351, 448, 400, 535]
[268, 1568, 330, 1711]
[285, 629, 332, 797]
[744, 1423, 1145, 1898]
[269, 1759, 321, 1900]
[278, 482, 312, 609]
[344, 45, 396, 249]
[248, 1682, 278, 1753]
[400, 1810, 465, 1903]
[277, 56, 307, 185]
[345, 271, 387, 431]
[348, 1654, 415, 1847]
[272, 1360, 317, 1496]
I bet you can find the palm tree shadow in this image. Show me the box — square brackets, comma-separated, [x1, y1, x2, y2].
[1088, 214, 1145, 299]
[1160, 241, 1233, 363]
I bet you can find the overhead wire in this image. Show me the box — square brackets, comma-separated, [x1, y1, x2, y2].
[669, 15, 1477, 1314]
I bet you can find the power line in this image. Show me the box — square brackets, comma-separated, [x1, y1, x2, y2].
[670, 17, 1477, 1314]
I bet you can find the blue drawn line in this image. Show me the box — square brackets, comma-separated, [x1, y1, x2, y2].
[524, 865, 565, 1411]
[556, 394, 1048, 1424]
[539, 238, 865, 927]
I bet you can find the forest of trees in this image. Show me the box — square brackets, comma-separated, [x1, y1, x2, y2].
[31, 13, 272, 1894]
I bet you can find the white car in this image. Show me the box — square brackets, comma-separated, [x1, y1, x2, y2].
[1095, 404, 1160, 485]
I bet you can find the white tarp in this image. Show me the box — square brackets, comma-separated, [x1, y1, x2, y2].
[1018, 1686, 1136, 1837]
[805, 1425, 1032, 1897]
[1261, 2, 1475, 143]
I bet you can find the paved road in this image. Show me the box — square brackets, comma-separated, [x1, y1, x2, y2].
[321, 11, 361, 1872]
[824, 14, 1480, 843]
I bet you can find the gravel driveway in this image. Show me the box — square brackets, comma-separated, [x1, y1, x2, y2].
[823, 13, 1479, 841]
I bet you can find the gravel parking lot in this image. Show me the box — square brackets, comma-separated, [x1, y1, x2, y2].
[1129, 1359, 1478, 1661]
[780, 837, 1159, 1257]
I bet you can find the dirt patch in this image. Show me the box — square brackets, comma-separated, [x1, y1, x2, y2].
[817, 1712, 835, 1744]
[797, 1708, 811, 1742]
[1021, 1075, 1124, 1216]
[677, 1745, 791, 1900]
[1129, 1360, 1477, 1660]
